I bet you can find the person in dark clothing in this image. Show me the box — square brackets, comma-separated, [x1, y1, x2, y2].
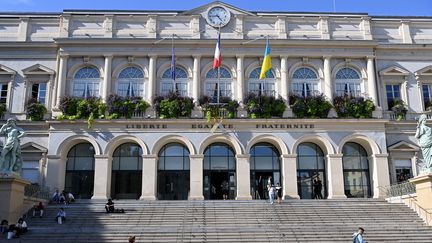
[105, 199, 115, 213]
[313, 176, 323, 199]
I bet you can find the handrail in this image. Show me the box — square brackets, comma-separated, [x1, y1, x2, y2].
[24, 184, 51, 200]
[405, 194, 432, 226]
[378, 181, 416, 197]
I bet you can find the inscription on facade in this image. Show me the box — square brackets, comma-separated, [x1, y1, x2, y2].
[125, 123, 314, 129]
[255, 124, 314, 129]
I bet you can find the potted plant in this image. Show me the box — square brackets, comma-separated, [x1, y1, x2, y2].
[333, 95, 375, 119]
[389, 98, 407, 121]
[289, 93, 332, 118]
[153, 91, 194, 119]
[58, 96, 106, 128]
[26, 98, 47, 121]
[198, 95, 239, 121]
[244, 93, 286, 118]
[106, 94, 150, 119]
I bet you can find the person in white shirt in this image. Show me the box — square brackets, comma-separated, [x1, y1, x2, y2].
[56, 208, 67, 224]
[14, 218, 27, 237]
[353, 227, 366, 243]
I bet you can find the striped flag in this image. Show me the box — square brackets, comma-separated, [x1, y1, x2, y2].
[170, 45, 176, 80]
[213, 32, 222, 69]
[259, 37, 272, 79]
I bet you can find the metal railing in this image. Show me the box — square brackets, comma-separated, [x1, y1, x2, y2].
[384, 111, 432, 121]
[24, 184, 51, 200]
[378, 181, 416, 198]
[406, 195, 432, 226]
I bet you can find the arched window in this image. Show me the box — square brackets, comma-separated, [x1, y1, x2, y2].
[292, 67, 319, 97]
[72, 67, 100, 98]
[342, 142, 371, 198]
[250, 143, 281, 200]
[203, 143, 236, 200]
[248, 68, 276, 96]
[205, 67, 233, 103]
[111, 143, 143, 199]
[158, 143, 190, 200]
[160, 66, 188, 96]
[296, 142, 327, 199]
[335, 67, 362, 97]
[65, 143, 95, 199]
[117, 67, 144, 97]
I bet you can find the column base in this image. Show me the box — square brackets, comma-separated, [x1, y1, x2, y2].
[372, 106, 383, 118]
[91, 195, 108, 200]
[188, 196, 204, 200]
[284, 195, 300, 199]
[327, 194, 347, 199]
[283, 107, 293, 118]
[327, 108, 338, 118]
[139, 195, 156, 200]
[191, 107, 203, 118]
[236, 195, 252, 200]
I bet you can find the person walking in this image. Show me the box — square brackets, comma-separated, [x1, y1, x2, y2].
[268, 184, 276, 204]
[275, 183, 283, 204]
[353, 227, 366, 243]
[313, 176, 323, 199]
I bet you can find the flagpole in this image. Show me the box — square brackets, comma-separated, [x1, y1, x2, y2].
[217, 27, 221, 105]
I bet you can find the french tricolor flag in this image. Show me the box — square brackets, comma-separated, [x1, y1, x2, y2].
[213, 32, 222, 69]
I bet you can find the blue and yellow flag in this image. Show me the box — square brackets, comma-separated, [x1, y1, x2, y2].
[259, 38, 272, 79]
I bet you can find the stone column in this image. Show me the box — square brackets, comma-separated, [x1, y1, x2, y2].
[192, 55, 201, 103]
[92, 155, 111, 200]
[147, 55, 157, 104]
[323, 56, 333, 101]
[281, 154, 299, 199]
[236, 55, 244, 104]
[326, 154, 347, 199]
[140, 155, 157, 200]
[280, 55, 288, 101]
[55, 55, 68, 108]
[367, 56, 378, 106]
[45, 155, 65, 190]
[189, 155, 204, 200]
[371, 153, 390, 198]
[236, 154, 252, 200]
[102, 55, 113, 102]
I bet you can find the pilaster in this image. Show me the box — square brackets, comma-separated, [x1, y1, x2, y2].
[277, 16, 287, 39]
[103, 15, 114, 38]
[147, 15, 157, 38]
[45, 155, 65, 190]
[361, 17, 373, 40]
[319, 16, 330, 40]
[400, 20, 413, 44]
[323, 56, 333, 102]
[236, 55, 244, 103]
[367, 56, 378, 106]
[236, 154, 252, 200]
[234, 15, 244, 39]
[148, 55, 157, 104]
[189, 155, 204, 200]
[102, 55, 113, 102]
[326, 154, 347, 199]
[190, 15, 201, 38]
[17, 17, 29, 41]
[55, 54, 69, 108]
[371, 153, 390, 198]
[59, 14, 71, 38]
[140, 155, 157, 200]
[192, 55, 201, 103]
[92, 155, 111, 200]
[281, 154, 300, 199]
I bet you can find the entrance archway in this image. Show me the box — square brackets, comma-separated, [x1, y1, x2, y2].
[250, 143, 281, 200]
[297, 142, 327, 199]
[342, 142, 371, 198]
[157, 143, 190, 200]
[111, 143, 142, 199]
[203, 143, 236, 200]
[65, 143, 95, 199]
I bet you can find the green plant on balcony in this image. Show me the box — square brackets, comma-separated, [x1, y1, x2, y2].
[289, 93, 332, 118]
[333, 95, 375, 119]
[58, 96, 106, 128]
[244, 93, 286, 119]
[26, 98, 47, 121]
[198, 95, 239, 122]
[153, 91, 194, 119]
[389, 98, 407, 121]
[106, 94, 150, 119]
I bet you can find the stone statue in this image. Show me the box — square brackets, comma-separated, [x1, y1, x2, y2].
[0, 118, 25, 174]
[415, 114, 432, 173]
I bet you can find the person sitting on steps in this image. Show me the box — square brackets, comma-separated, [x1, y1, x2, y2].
[55, 208, 66, 224]
[105, 199, 115, 213]
[32, 202, 44, 218]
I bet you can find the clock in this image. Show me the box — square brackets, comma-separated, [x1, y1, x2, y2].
[206, 6, 231, 28]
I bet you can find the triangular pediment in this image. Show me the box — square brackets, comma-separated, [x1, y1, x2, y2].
[388, 141, 419, 151]
[415, 65, 432, 77]
[181, 1, 255, 16]
[21, 142, 48, 153]
[22, 64, 55, 76]
[379, 66, 410, 76]
[0, 64, 16, 76]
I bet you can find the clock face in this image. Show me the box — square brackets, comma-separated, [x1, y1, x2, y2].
[207, 6, 231, 28]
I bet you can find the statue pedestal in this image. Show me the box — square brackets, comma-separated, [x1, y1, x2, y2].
[410, 173, 432, 210]
[0, 176, 30, 223]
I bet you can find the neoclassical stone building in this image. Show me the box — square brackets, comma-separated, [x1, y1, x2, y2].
[0, 1, 431, 200]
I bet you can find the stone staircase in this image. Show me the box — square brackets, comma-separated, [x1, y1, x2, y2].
[8, 199, 432, 242]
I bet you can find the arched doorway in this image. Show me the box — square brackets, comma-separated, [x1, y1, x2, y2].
[297, 142, 327, 199]
[342, 142, 371, 198]
[111, 143, 142, 199]
[203, 143, 236, 200]
[157, 143, 190, 200]
[65, 143, 95, 199]
[250, 143, 281, 200]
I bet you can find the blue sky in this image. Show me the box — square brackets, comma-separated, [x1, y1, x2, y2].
[0, 0, 431, 16]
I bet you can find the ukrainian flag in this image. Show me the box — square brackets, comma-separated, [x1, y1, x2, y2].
[259, 38, 272, 79]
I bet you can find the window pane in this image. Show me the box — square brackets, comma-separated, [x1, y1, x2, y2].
[74, 157, 94, 170]
[119, 157, 138, 170]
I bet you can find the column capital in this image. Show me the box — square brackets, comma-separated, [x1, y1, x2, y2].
[47, 154, 61, 160]
[372, 153, 389, 159]
[281, 154, 297, 159]
[148, 54, 158, 59]
[366, 55, 375, 60]
[190, 154, 204, 159]
[236, 54, 245, 59]
[104, 54, 114, 58]
[192, 54, 202, 59]
[59, 53, 69, 59]
[142, 154, 158, 159]
[279, 55, 288, 59]
[327, 153, 343, 159]
[236, 154, 250, 159]
[323, 55, 332, 60]
[94, 155, 109, 159]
